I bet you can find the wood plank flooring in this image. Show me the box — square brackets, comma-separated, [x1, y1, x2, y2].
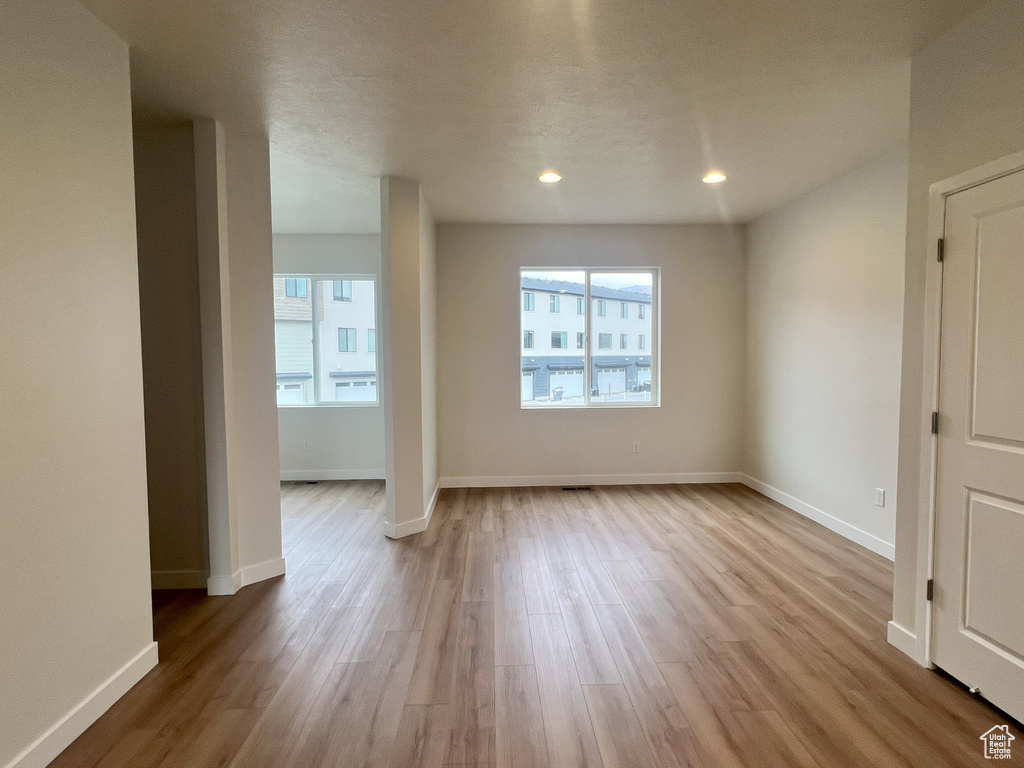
[50, 481, 1021, 767]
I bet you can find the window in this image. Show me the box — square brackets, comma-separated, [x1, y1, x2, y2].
[333, 280, 352, 301]
[338, 327, 357, 352]
[520, 269, 658, 407]
[274, 275, 378, 405]
[284, 278, 307, 298]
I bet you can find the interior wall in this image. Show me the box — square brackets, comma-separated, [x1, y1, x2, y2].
[273, 234, 386, 479]
[0, 1, 157, 765]
[224, 127, 286, 576]
[133, 124, 208, 589]
[436, 224, 746, 483]
[419, 194, 439, 511]
[380, 176, 440, 535]
[744, 149, 908, 559]
[892, 0, 1024, 640]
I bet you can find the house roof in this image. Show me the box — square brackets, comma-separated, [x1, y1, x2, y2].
[521, 277, 651, 304]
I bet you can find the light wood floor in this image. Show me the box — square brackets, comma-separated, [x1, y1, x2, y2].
[52, 481, 1019, 767]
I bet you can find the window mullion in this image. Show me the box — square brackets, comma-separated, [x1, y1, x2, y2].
[584, 269, 591, 406]
[310, 279, 322, 404]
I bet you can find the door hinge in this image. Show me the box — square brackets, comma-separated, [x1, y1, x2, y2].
[926, 578, 934, 601]
[937, 237, 945, 262]
[931, 411, 939, 435]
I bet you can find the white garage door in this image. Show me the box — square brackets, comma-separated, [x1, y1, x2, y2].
[550, 370, 585, 399]
[596, 368, 626, 395]
[637, 368, 651, 386]
[522, 372, 534, 402]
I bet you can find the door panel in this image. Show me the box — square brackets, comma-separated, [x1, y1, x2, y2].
[932, 169, 1024, 722]
[522, 372, 534, 402]
[596, 368, 626, 395]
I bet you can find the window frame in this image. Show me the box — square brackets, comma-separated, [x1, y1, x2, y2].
[333, 279, 353, 302]
[520, 267, 659, 409]
[523, 330, 535, 349]
[551, 330, 568, 350]
[274, 272, 379, 408]
[338, 327, 357, 353]
[549, 294, 560, 313]
[523, 292, 535, 312]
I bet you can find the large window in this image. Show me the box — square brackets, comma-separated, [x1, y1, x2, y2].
[274, 275, 378, 406]
[520, 269, 657, 407]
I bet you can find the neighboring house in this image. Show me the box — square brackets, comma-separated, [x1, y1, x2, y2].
[274, 278, 378, 404]
[521, 277, 653, 402]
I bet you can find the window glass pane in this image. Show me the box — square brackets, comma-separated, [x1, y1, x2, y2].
[317, 278, 377, 404]
[521, 270, 585, 406]
[591, 272, 653, 403]
[577, 297, 585, 315]
[274, 277, 314, 404]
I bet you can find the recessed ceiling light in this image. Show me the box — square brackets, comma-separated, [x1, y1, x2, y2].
[703, 171, 727, 184]
[539, 171, 562, 184]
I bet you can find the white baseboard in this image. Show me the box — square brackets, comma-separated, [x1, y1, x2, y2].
[438, 472, 743, 489]
[240, 557, 287, 587]
[3, 642, 159, 768]
[207, 557, 286, 595]
[280, 469, 385, 482]
[887, 621, 917, 660]
[151, 569, 207, 590]
[384, 484, 440, 539]
[207, 571, 241, 596]
[739, 474, 895, 560]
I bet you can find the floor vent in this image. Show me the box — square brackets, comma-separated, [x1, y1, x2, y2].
[561, 486, 593, 491]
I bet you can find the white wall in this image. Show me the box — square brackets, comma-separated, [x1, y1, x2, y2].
[419, 193, 439, 513]
[745, 149, 908, 560]
[380, 177, 439, 536]
[224, 129, 286, 577]
[436, 224, 746, 484]
[0, 2, 158, 765]
[273, 234, 386, 479]
[134, 124, 209, 589]
[892, 0, 1024, 641]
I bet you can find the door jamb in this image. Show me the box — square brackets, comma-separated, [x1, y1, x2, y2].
[915, 150, 1024, 666]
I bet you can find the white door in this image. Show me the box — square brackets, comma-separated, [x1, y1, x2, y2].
[637, 367, 651, 387]
[550, 370, 584, 399]
[521, 372, 534, 402]
[596, 368, 626, 396]
[932, 169, 1024, 722]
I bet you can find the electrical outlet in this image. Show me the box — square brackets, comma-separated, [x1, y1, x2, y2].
[875, 488, 885, 507]
[303, 440, 310, 452]
[632, 441, 641, 454]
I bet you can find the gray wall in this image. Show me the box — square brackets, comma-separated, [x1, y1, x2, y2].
[134, 124, 208, 588]
[892, 0, 1024, 636]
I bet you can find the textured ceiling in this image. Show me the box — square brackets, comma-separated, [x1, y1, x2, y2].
[81, 0, 983, 233]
